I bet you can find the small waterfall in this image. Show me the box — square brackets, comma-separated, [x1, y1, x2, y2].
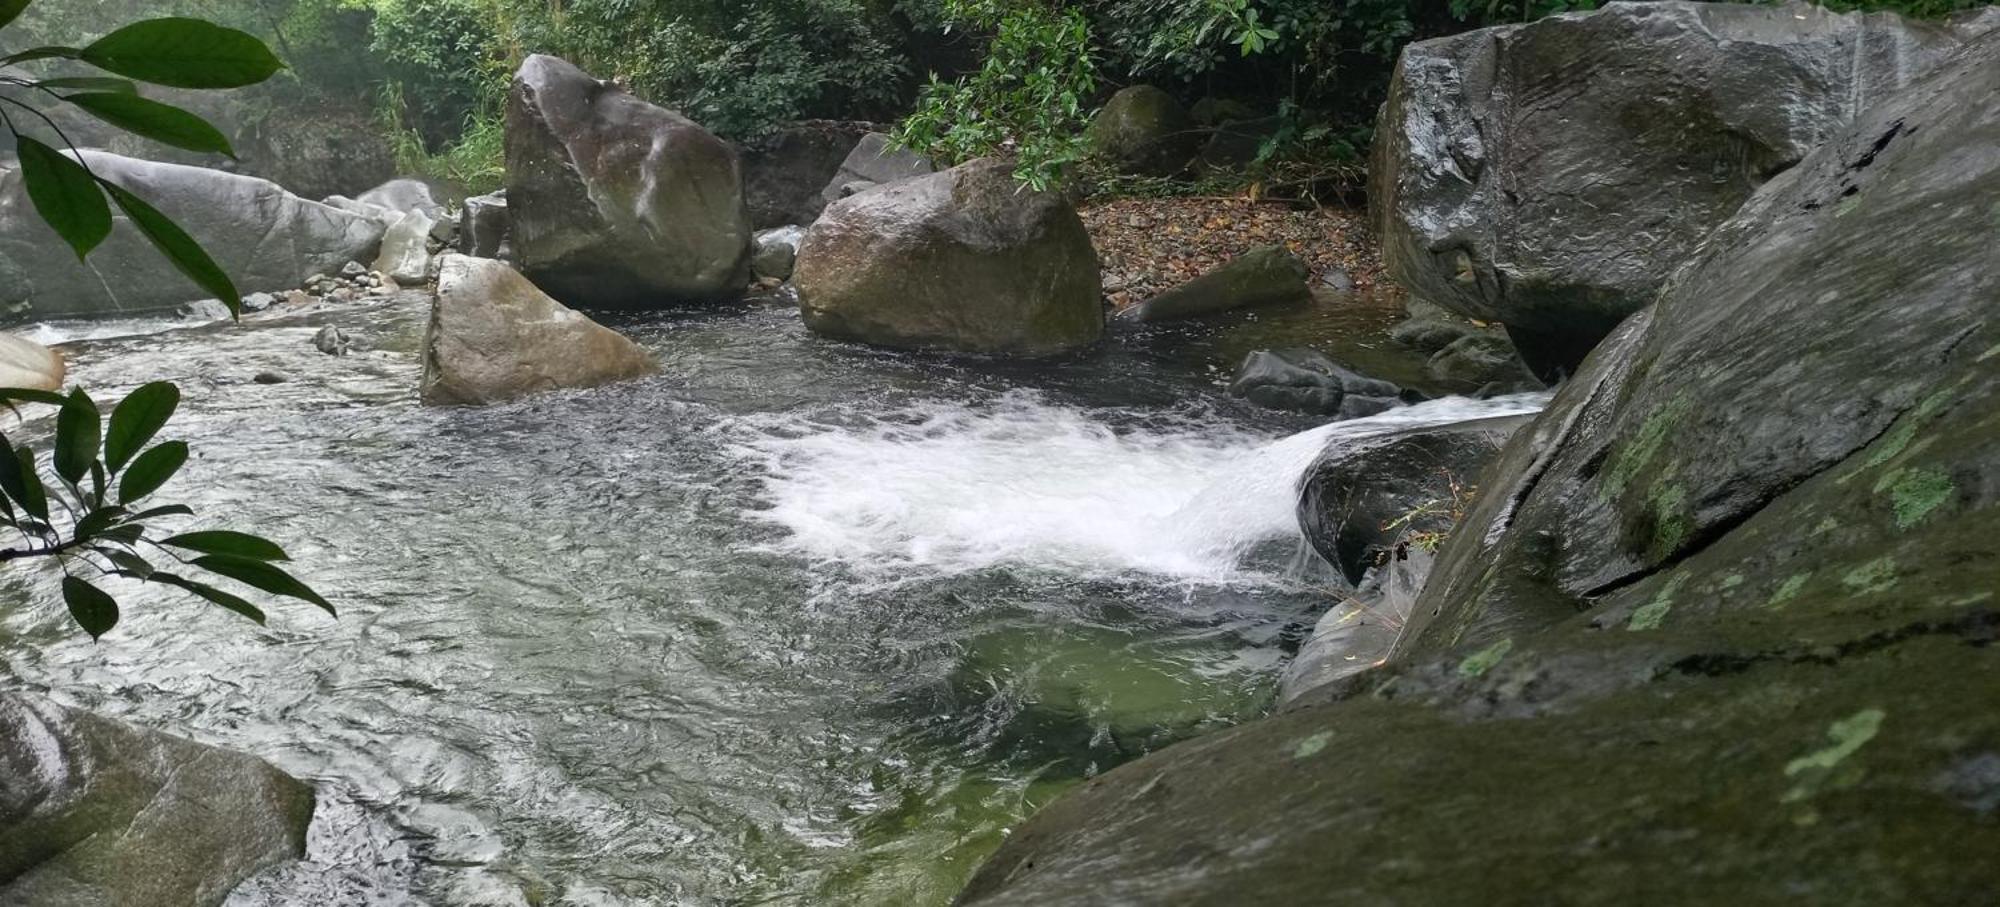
[733, 390, 1551, 584]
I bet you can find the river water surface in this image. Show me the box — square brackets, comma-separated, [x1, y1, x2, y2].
[0, 293, 1534, 905]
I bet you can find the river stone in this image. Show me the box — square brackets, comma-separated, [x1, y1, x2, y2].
[357, 177, 461, 221]
[505, 54, 752, 308]
[458, 191, 511, 260]
[1390, 317, 1474, 353]
[1116, 245, 1310, 324]
[1084, 85, 1198, 176]
[421, 255, 656, 405]
[1226, 349, 1402, 418]
[818, 132, 934, 206]
[0, 151, 384, 322]
[1371, 0, 1994, 377]
[0, 333, 62, 390]
[0, 694, 314, 907]
[373, 211, 436, 287]
[1426, 332, 1541, 395]
[739, 120, 875, 228]
[752, 226, 805, 282]
[794, 157, 1103, 357]
[957, 31, 2000, 906]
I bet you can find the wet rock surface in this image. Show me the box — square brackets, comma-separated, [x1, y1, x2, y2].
[795, 158, 1102, 357]
[1372, 0, 1995, 375]
[1227, 348, 1403, 419]
[0, 694, 314, 907]
[959, 29, 2000, 906]
[1116, 245, 1310, 324]
[739, 120, 875, 229]
[505, 55, 752, 308]
[421, 255, 655, 405]
[818, 132, 935, 206]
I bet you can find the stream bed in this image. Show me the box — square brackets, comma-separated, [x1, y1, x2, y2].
[3, 292, 1458, 905]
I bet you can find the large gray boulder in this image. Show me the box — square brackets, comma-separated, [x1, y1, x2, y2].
[0, 694, 314, 906]
[356, 177, 462, 221]
[794, 158, 1103, 357]
[818, 132, 934, 206]
[739, 120, 875, 229]
[0, 152, 384, 323]
[505, 55, 752, 308]
[1227, 349, 1404, 419]
[421, 255, 656, 405]
[1084, 85, 1198, 176]
[1372, 0, 1994, 377]
[0, 333, 62, 390]
[960, 32, 2000, 906]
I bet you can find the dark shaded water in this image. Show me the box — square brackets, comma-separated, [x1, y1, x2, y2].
[1, 292, 1418, 905]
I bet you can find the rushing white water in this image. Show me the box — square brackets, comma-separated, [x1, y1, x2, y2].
[732, 390, 1551, 584]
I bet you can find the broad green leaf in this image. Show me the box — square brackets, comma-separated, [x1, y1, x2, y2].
[0, 387, 69, 407]
[117, 441, 187, 503]
[105, 382, 179, 472]
[35, 76, 139, 94]
[191, 555, 333, 616]
[10, 447, 48, 521]
[79, 18, 283, 90]
[0, 46, 77, 67]
[89, 460, 106, 507]
[73, 506, 128, 540]
[94, 524, 145, 545]
[152, 571, 265, 625]
[61, 576, 119, 639]
[0, 433, 21, 515]
[99, 548, 154, 579]
[14, 137, 111, 262]
[124, 504, 194, 522]
[53, 387, 100, 484]
[62, 92, 235, 157]
[100, 182, 241, 315]
[161, 530, 287, 561]
[0, 0, 29, 31]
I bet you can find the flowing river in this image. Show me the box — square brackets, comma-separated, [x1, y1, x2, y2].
[0, 293, 1542, 905]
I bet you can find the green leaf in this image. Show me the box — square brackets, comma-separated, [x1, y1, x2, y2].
[118, 441, 187, 503]
[99, 548, 154, 579]
[61, 92, 235, 157]
[0, 0, 30, 31]
[104, 382, 179, 472]
[151, 572, 265, 625]
[94, 524, 144, 545]
[34, 76, 139, 94]
[61, 576, 119, 639]
[73, 506, 128, 540]
[53, 387, 100, 485]
[78, 18, 283, 90]
[124, 504, 194, 522]
[0, 46, 78, 67]
[161, 530, 288, 562]
[9, 447, 49, 521]
[13, 137, 111, 262]
[99, 182, 241, 315]
[0, 387, 69, 407]
[190, 555, 333, 616]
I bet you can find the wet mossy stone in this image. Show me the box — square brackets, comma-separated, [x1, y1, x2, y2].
[1084, 86, 1198, 177]
[958, 30, 2000, 906]
[1116, 245, 1310, 325]
[1226, 348, 1402, 418]
[0, 695, 314, 906]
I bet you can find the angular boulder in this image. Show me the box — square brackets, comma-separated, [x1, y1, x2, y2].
[957, 32, 2000, 906]
[1115, 245, 1310, 324]
[1426, 332, 1542, 394]
[739, 120, 876, 229]
[0, 152, 384, 322]
[752, 225, 805, 282]
[0, 694, 314, 907]
[1084, 86, 1198, 176]
[0, 333, 62, 390]
[505, 55, 752, 308]
[818, 132, 934, 206]
[1227, 349, 1403, 419]
[794, 158, 1103, 357]
[1372, 0, 1993, 376]
[421, 255, 656, 405]
[373, 211, 436, 287]
[457, 191, 511, 260]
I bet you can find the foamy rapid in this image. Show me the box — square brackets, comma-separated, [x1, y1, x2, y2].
[729, 390, 1551, 584]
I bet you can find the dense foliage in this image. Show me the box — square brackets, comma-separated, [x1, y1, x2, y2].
[1, 4, 331, 639]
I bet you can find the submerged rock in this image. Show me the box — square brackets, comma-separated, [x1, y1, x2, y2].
[421, 255, 655, 405]
[1372, 0, 1994, 376]
[506, 54, 752, 308]
[1084, 85, 1198, 176]
[740, 120, 876, 229]
[0, 152, 384, 322]
[795, 158, 1103, 357]
[818, 132, 934, 206]
[1227, 349, 1402, 419]
[1115, 245, 1309, 324]
[958, 31, 2000, 905]
[0, 694, 314, 907]
[0, 333, 62, 390]
[752, 225, 805, 282]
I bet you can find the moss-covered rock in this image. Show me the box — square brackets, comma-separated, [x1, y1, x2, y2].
[958, 28, 2000, 906]
[1084, 86, 1198, 176]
